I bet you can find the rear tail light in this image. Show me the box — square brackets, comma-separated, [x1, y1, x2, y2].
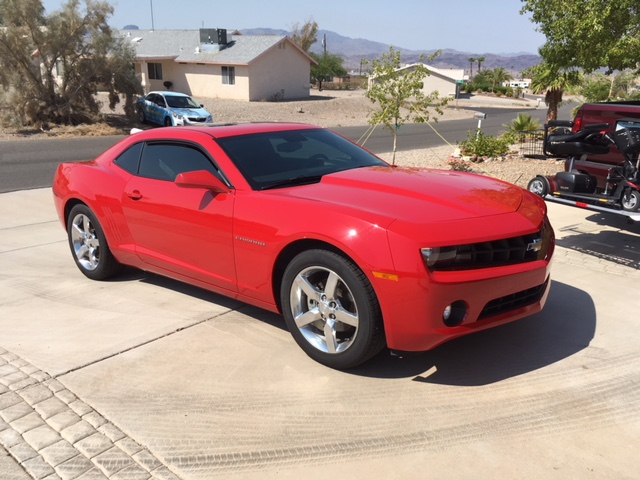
[572, 115, 583, 133]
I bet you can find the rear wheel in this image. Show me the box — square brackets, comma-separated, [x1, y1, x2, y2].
[137, 107, 146, 124]
[527, 176, 550, 197]
[67, 205, 122, 280]
[622, 189, 640, 212]
[281, 249, 385, 369]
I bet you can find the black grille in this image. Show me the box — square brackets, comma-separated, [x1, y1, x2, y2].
[480, 277, 549, 319]
[428, 221, 553, 271]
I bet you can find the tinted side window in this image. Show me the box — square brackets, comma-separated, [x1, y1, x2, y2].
[114, 142, 143, 174]
[138, 143, 217, 182]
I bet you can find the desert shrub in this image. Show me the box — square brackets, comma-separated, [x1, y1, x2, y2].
[459, 130, 511, 158]
[321, 82, 359, 90]
[502, 113, 542, 143]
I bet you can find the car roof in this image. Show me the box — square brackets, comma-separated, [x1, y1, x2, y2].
[130, 123, 322, 140]
[150, 91, 191, 97]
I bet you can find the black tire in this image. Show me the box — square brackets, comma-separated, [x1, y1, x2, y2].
[527, 176, 550, 197]
[622, 189, 640, 212]
[67, 204, 122, 280]
[280, 249, 386, 369]
[164, 116, 172, 127]
[138, 107, 146, 124]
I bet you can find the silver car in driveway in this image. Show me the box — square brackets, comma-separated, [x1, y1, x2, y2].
[137, 91, 214, 127]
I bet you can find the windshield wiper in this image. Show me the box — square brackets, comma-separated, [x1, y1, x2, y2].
[261, 175, 323, 190]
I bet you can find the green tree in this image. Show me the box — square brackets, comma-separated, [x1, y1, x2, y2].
[468, 57, 476, 79]
[528, 62, 580, 122]
[477, 56, 485, 72]
[521, 0, 640, 73]
[580, 73, 611, 103]
[492, 67, 513, 89]
[0, 0, 141, 126]
[290, 18, 318, 53]
[365, 47, 449, 164]
[310, 52, 347, 90]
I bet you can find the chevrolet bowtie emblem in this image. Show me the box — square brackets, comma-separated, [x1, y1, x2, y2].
[527, 238, 543, 252]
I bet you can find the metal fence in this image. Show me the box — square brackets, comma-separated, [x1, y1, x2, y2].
[519, 130, 546, 159]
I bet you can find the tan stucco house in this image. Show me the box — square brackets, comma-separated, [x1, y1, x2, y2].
[369, 63, 461, 98]
[124, 28, 317, 101]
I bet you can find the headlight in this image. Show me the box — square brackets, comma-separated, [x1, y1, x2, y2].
[421, 247, 457, 270]
[172, 112, 183, 119]
[206, 115, 213, 122]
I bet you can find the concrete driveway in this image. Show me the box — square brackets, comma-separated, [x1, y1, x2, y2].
[1, 188, 639, 479]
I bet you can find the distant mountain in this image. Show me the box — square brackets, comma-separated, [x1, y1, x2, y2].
[239, 28, 541, 75]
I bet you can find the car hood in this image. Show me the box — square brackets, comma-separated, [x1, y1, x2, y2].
[281, 166, 524, 224]
[169, 107, 210, 117]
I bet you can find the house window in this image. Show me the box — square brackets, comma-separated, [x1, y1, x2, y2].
[148, 63, 163, 80]
[222, 66, 235, 85]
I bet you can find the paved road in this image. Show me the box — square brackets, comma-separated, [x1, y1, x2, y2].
[1, 188, 639, 479]
[0, 102, 575, 193]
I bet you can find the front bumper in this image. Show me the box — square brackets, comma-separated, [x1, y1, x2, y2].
[374, 259, 553, 352]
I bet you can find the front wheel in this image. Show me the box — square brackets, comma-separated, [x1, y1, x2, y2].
[67, 205, 122, 280]
[164, 116, 172, 127]
[622, 189, 640, 212]
[527, 176, 550, 197]
[281, 249, 385, 369]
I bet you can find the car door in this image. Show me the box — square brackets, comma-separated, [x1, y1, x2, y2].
[154, 95, 168, 125]
[120, 141, 237, 292]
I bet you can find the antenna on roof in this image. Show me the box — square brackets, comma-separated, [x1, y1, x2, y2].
[149, 0, 155, 31]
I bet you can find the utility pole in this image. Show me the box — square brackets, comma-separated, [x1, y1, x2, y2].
[150, 0, 155, 31]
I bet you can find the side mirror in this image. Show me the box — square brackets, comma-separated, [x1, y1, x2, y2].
[175, 170, 230, 193]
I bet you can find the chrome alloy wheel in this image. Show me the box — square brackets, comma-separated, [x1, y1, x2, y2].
[289, 266, 359, 354]
[70, 213, 101, 271]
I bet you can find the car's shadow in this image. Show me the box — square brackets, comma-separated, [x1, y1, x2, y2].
[349, 280, 595, 385]
[109, 272, 594, 385]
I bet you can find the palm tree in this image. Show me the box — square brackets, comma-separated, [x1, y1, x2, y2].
[492, 67, 513, 89]
[468, 57, 476, 80]
[529, 63, 580, 122]
[477, 56, 485, 73]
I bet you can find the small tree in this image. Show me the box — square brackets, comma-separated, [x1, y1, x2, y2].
[528, 62, 580, 122]
[310, 52, 347, 90]
[0, 0, 142, 126]
[580, 73, 611, 103]
[468, 57, 476, 79]
[365, 47, 449, 164]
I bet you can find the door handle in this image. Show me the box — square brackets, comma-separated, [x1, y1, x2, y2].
[126, 190, 143, 200]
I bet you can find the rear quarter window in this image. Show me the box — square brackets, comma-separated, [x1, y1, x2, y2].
[114, 142, 143, 174]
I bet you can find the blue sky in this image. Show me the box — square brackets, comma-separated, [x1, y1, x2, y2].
[41, 0, 546, 54]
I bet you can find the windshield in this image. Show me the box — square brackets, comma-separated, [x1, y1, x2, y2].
[217, 128, 389, 190]
[165, 95, 201, 109]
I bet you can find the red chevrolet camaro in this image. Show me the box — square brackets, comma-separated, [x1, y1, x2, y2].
[53, 123, 554, 369]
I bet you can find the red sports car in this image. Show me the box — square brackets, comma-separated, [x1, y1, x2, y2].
[53, 123, 554, 369]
